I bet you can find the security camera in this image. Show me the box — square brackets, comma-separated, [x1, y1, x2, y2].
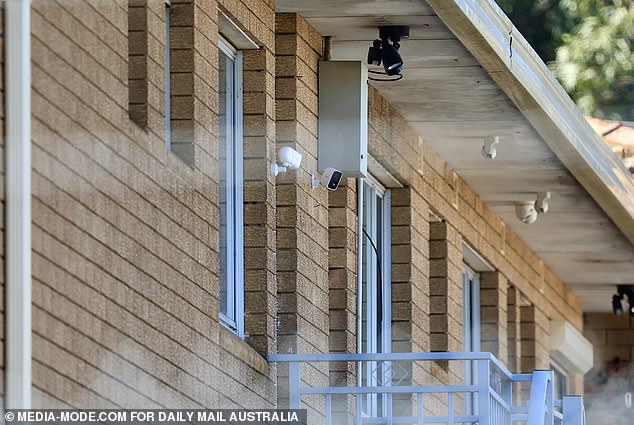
[535, 192, 551, 214]
[515, 201, 538, 224]
[482, 136, 499, 160]
[514, 192, 552, 224]
[271, 146, 302, 177]
[312, 167, 344, 191]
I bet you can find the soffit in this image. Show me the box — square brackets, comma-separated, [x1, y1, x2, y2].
[276, 0, 634, 312]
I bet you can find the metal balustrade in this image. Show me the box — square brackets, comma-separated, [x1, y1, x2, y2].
[268, 352, 585, 425]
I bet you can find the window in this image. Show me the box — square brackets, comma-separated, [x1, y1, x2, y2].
[463, 265, 481, 414]
[358, 177, 392, 417]
[463, 265, 481, 353]
[165, 0, 171, 149]
[218, 37, 244, 336]
[551, 361, 569, 400]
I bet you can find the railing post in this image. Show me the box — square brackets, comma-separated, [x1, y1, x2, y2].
[356, 394, 363, 425]
[501, 373, 512, 425]
[478, 359, 491, 425]
[562, 396, 584, 425]
[545, 371, 554, 425]
[289, 361, 301, 409]
[527, 370, 551, 425]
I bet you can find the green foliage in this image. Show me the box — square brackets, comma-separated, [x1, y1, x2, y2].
[496, 0, 561, 62]
[554, 0, 633, 120]
[498, 0, 634, 121]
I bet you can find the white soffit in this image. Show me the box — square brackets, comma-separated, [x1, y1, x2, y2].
[549, 320, 593, 374]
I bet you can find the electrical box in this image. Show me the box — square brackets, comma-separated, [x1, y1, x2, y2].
[318, 61, 368, 177]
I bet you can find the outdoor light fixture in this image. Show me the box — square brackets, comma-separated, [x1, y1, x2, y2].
[514, 192, 551, 224]
[271, 146, 302, 177]
[367, 26, 409, 80]
[482, 136, 500, 159]
[614, 285, 634, 315]
[613, 294, 624, 315]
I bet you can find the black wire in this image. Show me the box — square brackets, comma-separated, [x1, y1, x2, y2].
[368, 69, 387, 74]
[362, 227, 383, 322]
[368, 74, 403, 82]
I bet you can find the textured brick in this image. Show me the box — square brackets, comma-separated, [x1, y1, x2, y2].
[28, 0, 277, 411]
[274, 14, 328, 419]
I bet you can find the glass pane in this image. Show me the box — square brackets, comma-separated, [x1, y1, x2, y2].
[376, 194, 383, 352]
[361, 184, 369, 387]
[552, 366, 567, 399]
[218, 48, 230, 321]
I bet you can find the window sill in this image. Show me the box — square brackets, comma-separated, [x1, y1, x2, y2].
[219, 327, 269, 375]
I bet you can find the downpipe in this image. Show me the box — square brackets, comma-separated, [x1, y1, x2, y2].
[4, 0, 32, 409]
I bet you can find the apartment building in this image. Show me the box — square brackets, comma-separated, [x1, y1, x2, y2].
[2, 0, 633, 423]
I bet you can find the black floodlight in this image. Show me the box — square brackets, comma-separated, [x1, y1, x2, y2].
[367, 39, 382, 66]
[381, 41, 404, 75]
[612, 294, 624, 315]
[616, 285, 634, 315]
[367, 25, 409, 80]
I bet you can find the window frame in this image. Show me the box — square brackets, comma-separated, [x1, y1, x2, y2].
[357, 176, 392, 417]
[462, 264, 481, 415]
[218, 36, 244, 337]
[550, 360, 569, 400]
[165, 0, 172, 150]
[462, 264, 481, 353]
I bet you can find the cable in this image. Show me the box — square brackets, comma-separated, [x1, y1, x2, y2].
[368, 74, 403, 82]
[368, 69, 404, 82]
[362, 227, 383, 322]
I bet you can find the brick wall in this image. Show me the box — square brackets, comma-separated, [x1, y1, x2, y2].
[391, 188, 432, 413]
[429, 221, 463, 359]
[127, 0, 148, 128]
[327, 179, 357, 424]
[507, 285, 522, 373]
[584, 313, 634, 370]
[583, 313, 634, 424]
[30, 0, 276, 409]
[480, 271, 508, 364]
[391, 188, 430, 357]
[168, 0, 195, 165]
[9, 0, 588, 413]
[241, 45, 277, 357]
[366, 86, 581, 382]
[274, 13, 329, 421]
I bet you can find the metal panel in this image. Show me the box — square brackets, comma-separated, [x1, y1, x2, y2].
[318, 61, 368, 177]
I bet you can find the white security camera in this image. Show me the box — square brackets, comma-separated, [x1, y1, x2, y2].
[535, 191, 551, 214]
[482, 136, 499, 160]
[515, 201, 538, 224]
[271, 146, 302, 177]
[312, 167, 344, 191]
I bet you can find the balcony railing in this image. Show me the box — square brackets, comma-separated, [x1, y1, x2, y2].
[268, 352, 585, 425]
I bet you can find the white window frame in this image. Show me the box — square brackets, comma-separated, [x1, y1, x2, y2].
[463, 264, 481, 415]
[218, 36, 244, 337]
[165, 0, 172, 149]
[462, 265, 481, 353]
[357, 176, 392, 417]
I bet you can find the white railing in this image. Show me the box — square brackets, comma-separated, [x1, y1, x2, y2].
[268, 352, 585, 425]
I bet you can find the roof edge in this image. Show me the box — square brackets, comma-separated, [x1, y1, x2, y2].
[425, 0, 634, 244]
